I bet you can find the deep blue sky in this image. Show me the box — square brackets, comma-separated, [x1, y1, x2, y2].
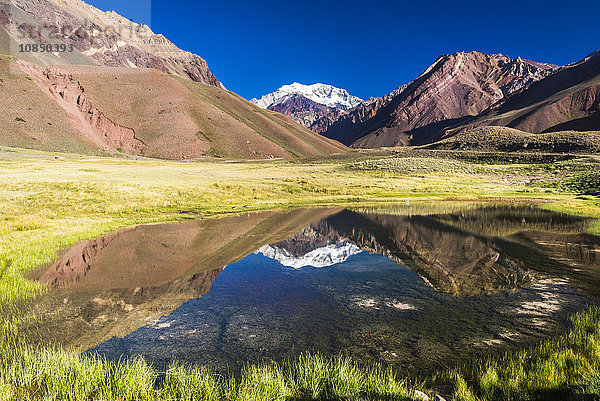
[87, 0, 600, 100]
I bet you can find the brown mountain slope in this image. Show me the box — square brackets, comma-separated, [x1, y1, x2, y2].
[0, 0, 222, 87]
[321, 52, 556, 147]
[455, 51, 600, 134]
[3, 56, 347, 159]
[0, 56, 102, 154]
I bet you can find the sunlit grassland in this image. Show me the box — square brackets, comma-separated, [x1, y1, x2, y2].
[0, 146, 599, 400]
[3, 147, 585, 306]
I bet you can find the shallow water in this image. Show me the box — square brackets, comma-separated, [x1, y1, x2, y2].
[39, 203, 600, 375]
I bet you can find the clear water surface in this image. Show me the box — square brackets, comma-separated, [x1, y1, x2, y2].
[38, 203, 600, 375]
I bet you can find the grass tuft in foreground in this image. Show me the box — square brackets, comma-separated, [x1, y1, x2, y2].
[0, 347, 417, 401]
[443, 307, 600, 400]
[3, 306, 600, 400]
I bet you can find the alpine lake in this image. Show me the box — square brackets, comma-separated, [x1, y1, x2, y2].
[30, 202, 600, 377]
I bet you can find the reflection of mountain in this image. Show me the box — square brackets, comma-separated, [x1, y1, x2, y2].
[33, 208, 341, 350]
[33, 204, 600, 352]
[259, 206, 598, 296]
[340, 212, 532, 296]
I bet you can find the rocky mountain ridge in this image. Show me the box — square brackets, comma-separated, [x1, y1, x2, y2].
[267, 94, 340, 129]
[252, 82, 363, 110]
[0, 0, 223, 87]
[456, 50, 600, 135]
[319, 51, 559, 147]
[18, 60, 146, 154]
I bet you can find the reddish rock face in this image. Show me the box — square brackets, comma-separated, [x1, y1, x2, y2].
[42, 230, 127, 288]
[19, 60, 145, 155]
[45, 67, 146, 154]
[320, 51, 557, 147]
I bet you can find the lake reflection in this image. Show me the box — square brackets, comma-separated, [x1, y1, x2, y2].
[38, 203, 600, 375]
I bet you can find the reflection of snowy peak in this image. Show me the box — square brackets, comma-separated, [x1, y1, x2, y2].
[256, 242, 362, 268]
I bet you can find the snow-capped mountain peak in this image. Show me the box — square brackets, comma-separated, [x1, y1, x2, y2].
[256, 241, 362, 268]
[251, 83, 364, 111]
